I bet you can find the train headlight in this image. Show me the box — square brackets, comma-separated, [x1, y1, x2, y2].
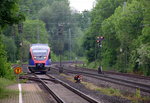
[34, 57, 36, 59]
[44, 57, 46, 59]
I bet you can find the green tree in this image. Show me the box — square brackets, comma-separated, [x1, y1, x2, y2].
[23, 19, 48, 43]
[0, 0, 24, 31]
[84, 0, 150, 75]
[133, 0, 150, 75]
[0, 0, 24, 78]
[137, 44, 150, 75]
[83, 0, 124, 63]
[101, 14, 120, 70]
[19, 40, 30, 62]
[0, 36, 14, 79]
[110, 0, 143, 72]
[72, 11, 91, 31]
[1, 35, 17, 62]
[19, 0, 52, 19]
[39, 0, 83, 59]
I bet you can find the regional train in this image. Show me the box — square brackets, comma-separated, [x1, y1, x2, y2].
[28, 44, 51, 74]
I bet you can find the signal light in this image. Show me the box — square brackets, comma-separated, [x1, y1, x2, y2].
[96, 36, 104, 48]
[58, 24, 63, 35]
[96, 40, 100, 43]
[99, 43, 102, 47]
[96, 36, 104, 43]
[100, 36, 104, 40]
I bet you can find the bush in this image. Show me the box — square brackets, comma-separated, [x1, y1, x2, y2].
[0, 37, 15, 79]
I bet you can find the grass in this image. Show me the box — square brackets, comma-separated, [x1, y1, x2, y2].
[0, 78, 18, 99]
[76, 60, 101, 70]
[20, 78, 28, 83]
[60, 73, 150, 102]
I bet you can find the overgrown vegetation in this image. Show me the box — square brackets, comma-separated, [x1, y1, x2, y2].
[83, 0, 150, 76]
[0, 0, 25, 79]
[0, 0, 23, 98]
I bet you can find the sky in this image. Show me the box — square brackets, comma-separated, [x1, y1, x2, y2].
[69, 0, 96, 12]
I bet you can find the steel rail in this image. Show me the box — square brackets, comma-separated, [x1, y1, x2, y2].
[65, 69, 150, 93]
[104, 71, 150, 80]
[72, 66, 150, 80]
[22, 74, 100, 103]
[46, 74, 100, 103]
[12, 63, 150, 80]
[62, 66, 150, 88]
[32, 74, 65, 103]
[51, 67, 150, 93]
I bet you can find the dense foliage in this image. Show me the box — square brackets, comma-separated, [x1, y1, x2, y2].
[38, 0, 85, 59]
[0, 0, 24, 78]
[0, 0, 24, 31]
[19, 0, 86, 60]
[83, 0, 150, 75]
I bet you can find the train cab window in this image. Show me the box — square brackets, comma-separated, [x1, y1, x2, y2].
[29, 52, 32, 59]
[48, 53, 51, 59]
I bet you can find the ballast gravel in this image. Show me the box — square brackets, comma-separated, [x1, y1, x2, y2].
[48, 70, 131, 103]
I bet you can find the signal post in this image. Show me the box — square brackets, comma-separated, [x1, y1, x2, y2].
[58, 24, 64, 73]
[96, 36, 104, 74]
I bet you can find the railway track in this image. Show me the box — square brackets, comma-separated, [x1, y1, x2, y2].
[70, 66, 150, 80]
[13, 63, 150, 80]
[104, 71, 150, 80]
[21, 73, 99, 103]
[51, 65, 150, 94]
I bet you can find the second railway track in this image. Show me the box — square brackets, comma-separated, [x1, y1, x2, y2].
[51, 65, 150, 94]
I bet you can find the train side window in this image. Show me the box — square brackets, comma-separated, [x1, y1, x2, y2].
[29, 52, 32, 59]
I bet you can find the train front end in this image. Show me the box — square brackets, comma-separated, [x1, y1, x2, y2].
[28, 44, 51, 74]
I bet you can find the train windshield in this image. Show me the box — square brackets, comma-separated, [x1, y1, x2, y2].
[32, 49, 48, 57]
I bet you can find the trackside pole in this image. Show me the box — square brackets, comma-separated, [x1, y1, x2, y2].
[96, 36, 104, 74]
[98, 66, 103, 74]
[59, 66, 63, 73]
[14, 67, 23, 103]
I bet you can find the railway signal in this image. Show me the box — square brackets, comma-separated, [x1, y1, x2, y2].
[97, 36, 104, 41]
[96, 36, 104, 74]
[96, 36, 104, 47]
[58, 24, 64, 35]
[57, 24, 64, 69]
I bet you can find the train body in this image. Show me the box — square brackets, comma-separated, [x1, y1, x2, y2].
[28, 44, 51, 73]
